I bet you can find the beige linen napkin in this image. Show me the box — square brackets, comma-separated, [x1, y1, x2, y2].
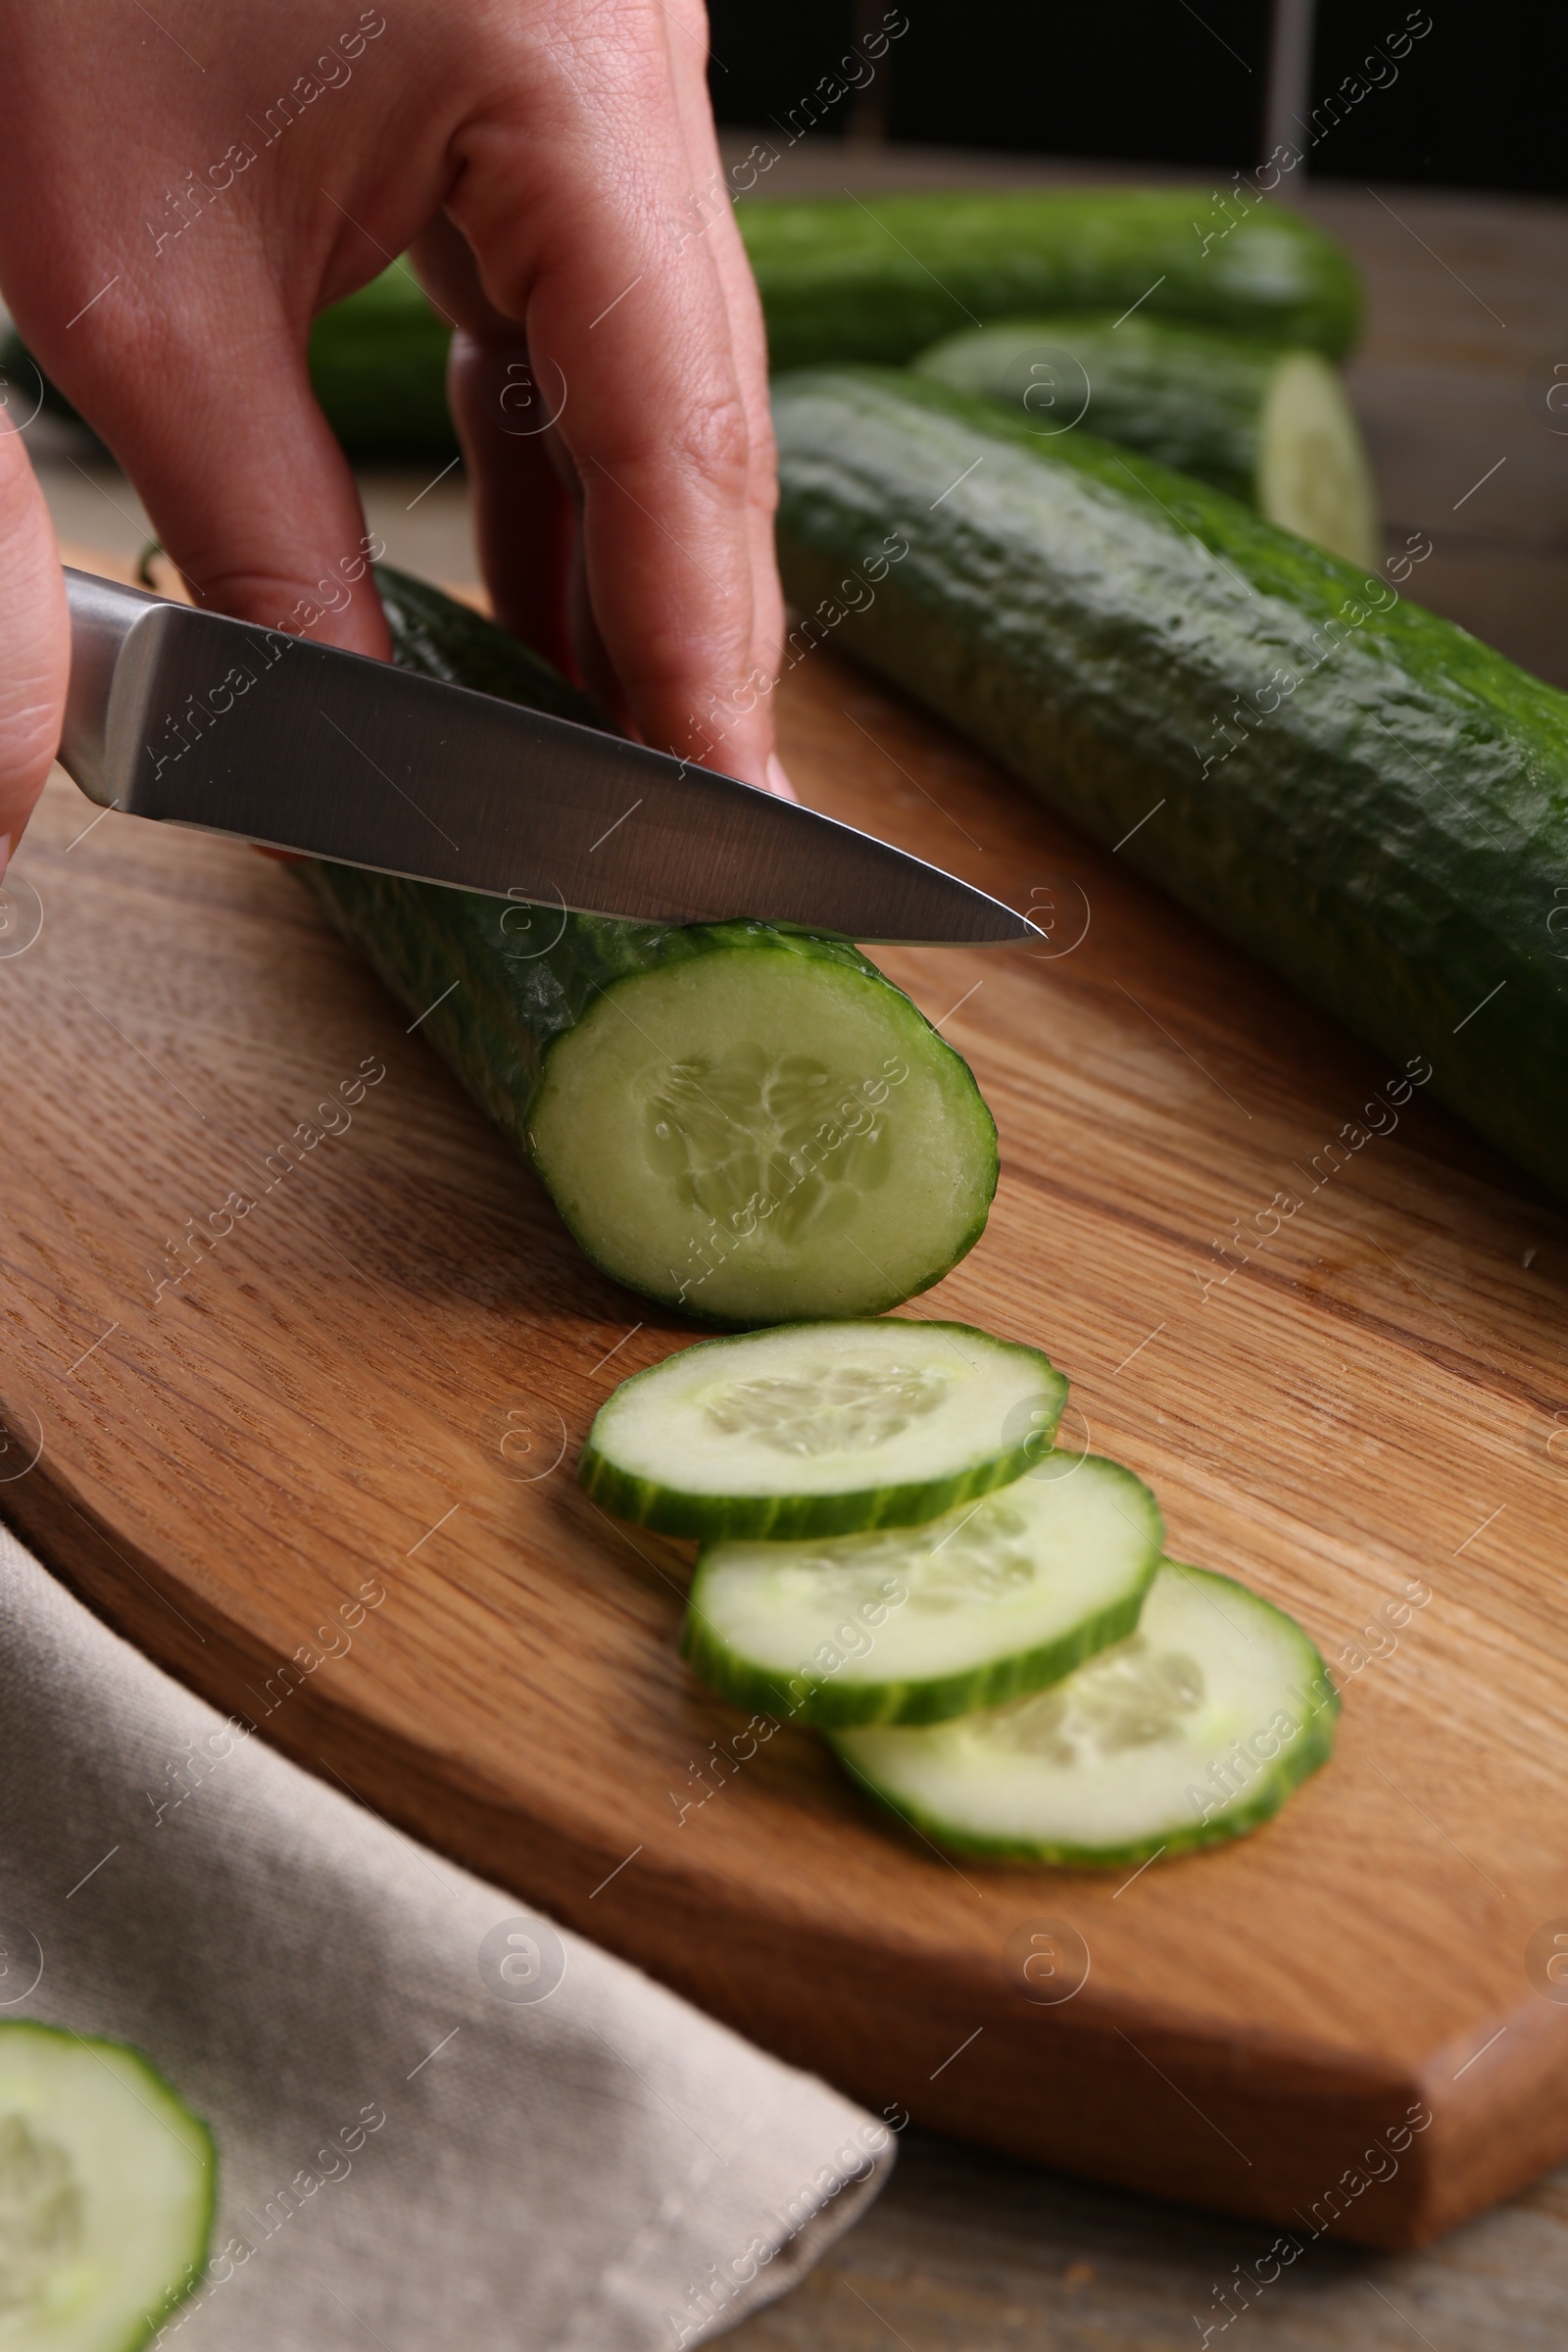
[0, 1523, 892, 2349]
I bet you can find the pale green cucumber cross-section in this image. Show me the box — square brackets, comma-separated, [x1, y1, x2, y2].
[683, 1451, 1162, 1727]
[529, 938, 998, 1326]
[0, 2023, 215, 2351]
[833, 1561, 1339, 1866]
[577, 1319, 1068, 1539]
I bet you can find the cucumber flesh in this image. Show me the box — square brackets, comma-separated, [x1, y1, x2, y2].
[915, 315, 1378, 565]
[0, 2022, 214, 2349]
[1258, 349, 1379, 568]
[528, 948, 998, 1325]
[578, 1319, 1065, 1539]
[833, 1561, 1338, 1865]
[683, 1450, 1161, 1726]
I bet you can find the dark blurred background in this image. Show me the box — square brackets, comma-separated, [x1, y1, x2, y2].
[707, 0, 1561, 195]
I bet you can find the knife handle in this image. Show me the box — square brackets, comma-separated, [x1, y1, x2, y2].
[60, 567, 168, 808]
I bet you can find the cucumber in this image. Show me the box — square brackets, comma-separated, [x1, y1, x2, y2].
[0, 326, 74, 425]
[0, 2022, 215, 2349]
[915, 315, 1378, 566]
[682, 1450, 1160, 1727]
[578, 1318, 1066, 1539]
[0, 267, 458, 459]
[305, 265, 455, 458]
[739, 189, 1361, 372]
[771, 369, 1568, 1205]
[833, 1560, 1338, 1864]
[304, 569, 999, 1323]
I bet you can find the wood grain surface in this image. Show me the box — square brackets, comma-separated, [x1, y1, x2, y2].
[4, 544, 1566, 2257]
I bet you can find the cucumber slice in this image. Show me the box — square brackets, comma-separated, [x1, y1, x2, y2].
[307, 266, 456, 458]
[682, 1451, 1161, 1726]
[915, 315, 1378, 565]
[578, 1319, 1066, 1539]
[0, 2022, 215, 2348]
[833, 1561, 1338, 1865]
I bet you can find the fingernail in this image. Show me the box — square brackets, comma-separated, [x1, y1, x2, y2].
[764, 754, 799, 804]
[0, 835, 11, 885]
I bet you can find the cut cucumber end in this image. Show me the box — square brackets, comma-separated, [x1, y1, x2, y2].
[832, 1560, 1339, 1865]
[683, 1450, 1162, 1726]
[578, 1318, 1066, 1539]
[1257, 350, 1379, 567]
[914, 312, 1271, 511]
[0, 2021, 215, 2350]
[529, 935, 998, 1326]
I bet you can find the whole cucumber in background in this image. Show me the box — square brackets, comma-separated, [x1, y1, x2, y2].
[916, 314, 1379, 567]
[304, 567, 1000, 1326]
[303, 263, 456, 457]
[0, 266, 459, 457]
[738, 188, 1362, 371]
[3, 190, 1359, 448]
[770, 368, 1568, 1204]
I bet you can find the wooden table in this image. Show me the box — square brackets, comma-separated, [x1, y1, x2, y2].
[22, 145, 1568, 2349]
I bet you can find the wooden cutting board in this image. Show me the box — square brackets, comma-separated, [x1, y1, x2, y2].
[4, 553, 1567, 2253]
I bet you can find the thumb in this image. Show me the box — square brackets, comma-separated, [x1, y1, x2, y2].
[0, 424, 70, 878]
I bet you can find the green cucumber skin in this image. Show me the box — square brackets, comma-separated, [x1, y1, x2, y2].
[0, 323, 80, 422]
[302, 569, 667, 1174]
[307, 268, 455, 457]
[366, 564, 600, 723]
[916, 313, 1281, 508]
[740, 189, 1361, 370]
[577, 1325, 1064, 1540]
[305, 567, 995, 1324]
[1, 270, 458, 456]
[681, 1554, 1153, 1729]
[0, 2020, 219, 2350]
[773, 369, 1568, 1204]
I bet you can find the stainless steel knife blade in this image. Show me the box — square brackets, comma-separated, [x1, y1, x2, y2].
[57, 569, 1034, 945]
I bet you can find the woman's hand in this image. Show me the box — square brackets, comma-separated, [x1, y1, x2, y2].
[0, 0, 790, 873]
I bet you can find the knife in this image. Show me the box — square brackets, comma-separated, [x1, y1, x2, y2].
[56, 569, 1032, 946]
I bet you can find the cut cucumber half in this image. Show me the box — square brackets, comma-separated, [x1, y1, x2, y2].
[306, 571, 1001, 1329]
[833, 1560, 1338, 1864]
[526, 929, 998, 1325]
[683, 1450, 1161, 1726]
[915, 315, 1378, 565]
[0, 2021, 215, 2349]
[578, 1319, 1067, 1539]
